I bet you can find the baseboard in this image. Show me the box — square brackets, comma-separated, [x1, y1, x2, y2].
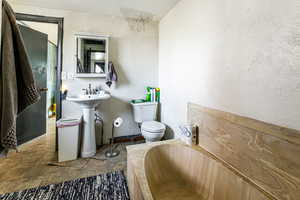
[114, 134, 145, 143]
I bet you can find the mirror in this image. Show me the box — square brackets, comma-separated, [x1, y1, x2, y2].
[75, 34, 109, 78]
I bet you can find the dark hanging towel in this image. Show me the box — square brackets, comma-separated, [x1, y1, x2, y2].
[0, 0, 40, 156]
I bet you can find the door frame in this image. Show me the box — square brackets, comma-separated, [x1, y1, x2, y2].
[15, 13, 64, 149]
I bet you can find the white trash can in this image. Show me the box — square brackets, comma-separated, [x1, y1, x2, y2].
[57, 118, 81, 162]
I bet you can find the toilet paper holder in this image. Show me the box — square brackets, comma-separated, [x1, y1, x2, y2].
[105, 117, 123, 158]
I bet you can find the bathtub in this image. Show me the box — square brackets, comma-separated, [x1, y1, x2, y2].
[127, 140, 271, 200]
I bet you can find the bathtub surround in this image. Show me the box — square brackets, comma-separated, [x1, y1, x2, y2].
[127, 140, 270, 200]
[8, 2, 159, 143]
[127, 140, 180, 200]
[127, 102, 300, 199]
[159, 0, 300, 138]
[188, 103, 300, 200]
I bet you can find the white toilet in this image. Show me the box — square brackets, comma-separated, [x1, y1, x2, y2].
[131, 102, 166, 143]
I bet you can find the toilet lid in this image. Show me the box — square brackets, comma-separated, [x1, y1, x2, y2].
[141, 121, 166, 133]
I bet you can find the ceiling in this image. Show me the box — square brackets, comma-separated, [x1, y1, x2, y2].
[9, 0, 181, 19]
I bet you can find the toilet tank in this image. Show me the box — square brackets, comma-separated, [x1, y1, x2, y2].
[131, 102, 158, 123]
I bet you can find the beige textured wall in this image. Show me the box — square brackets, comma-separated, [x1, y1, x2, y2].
[159, 0, 300, 138]
[9, 3, 159, 143]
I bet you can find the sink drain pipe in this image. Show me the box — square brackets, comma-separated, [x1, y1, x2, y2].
[95, 113, 104, 147]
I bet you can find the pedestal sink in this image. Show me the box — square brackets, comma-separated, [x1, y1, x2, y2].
[66, 93, 111, 157]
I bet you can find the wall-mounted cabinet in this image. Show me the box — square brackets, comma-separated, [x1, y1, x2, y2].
[75, 34, 109, 78]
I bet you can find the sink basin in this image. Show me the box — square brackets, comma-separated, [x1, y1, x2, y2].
[67, 93, 111, 108]
[66, 93, 111, 158]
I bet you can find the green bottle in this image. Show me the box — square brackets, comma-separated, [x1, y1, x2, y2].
[156, 88, 160, 102]
[146, 91, 151, 102]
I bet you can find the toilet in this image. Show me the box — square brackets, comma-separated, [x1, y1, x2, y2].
[131, 102, 166, 143]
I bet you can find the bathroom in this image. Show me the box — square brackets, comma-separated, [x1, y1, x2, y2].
[0, 0, 299, 199]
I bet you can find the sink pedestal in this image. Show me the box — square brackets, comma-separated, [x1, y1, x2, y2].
[66, 93, 111, 158]
[81, 107, 96, 158]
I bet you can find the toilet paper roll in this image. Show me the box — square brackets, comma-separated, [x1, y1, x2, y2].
[113, 117, 123, 128]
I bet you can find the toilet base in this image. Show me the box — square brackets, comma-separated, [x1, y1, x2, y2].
[105, 149, 120, 158]
[142, 131, 165, 143]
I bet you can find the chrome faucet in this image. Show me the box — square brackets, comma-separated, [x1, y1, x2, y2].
[88, 84, 92, 95]
[82, 88, 88, 95]
[179, 125, 198, 145]
[82, 84, 92, 95]
[83, 84, 99, 95]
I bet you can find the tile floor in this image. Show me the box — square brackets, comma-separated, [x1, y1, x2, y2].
[0, 119, 140, 195]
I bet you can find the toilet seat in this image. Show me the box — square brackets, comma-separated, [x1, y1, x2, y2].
[141, 121, 166, 133]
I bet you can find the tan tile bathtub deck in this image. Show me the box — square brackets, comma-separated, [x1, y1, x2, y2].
[0, 119, 138, 195]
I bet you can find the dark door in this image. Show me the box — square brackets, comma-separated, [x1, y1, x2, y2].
[16, 25, 48, 145]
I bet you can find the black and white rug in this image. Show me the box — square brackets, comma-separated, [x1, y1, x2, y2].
[0, 171, 130, 200]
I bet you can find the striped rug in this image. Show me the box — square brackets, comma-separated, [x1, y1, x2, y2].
[0, 171, 130, 200]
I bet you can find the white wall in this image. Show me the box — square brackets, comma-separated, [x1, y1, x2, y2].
[159, 0, 300, 138]
[9, 3, 159, 143]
